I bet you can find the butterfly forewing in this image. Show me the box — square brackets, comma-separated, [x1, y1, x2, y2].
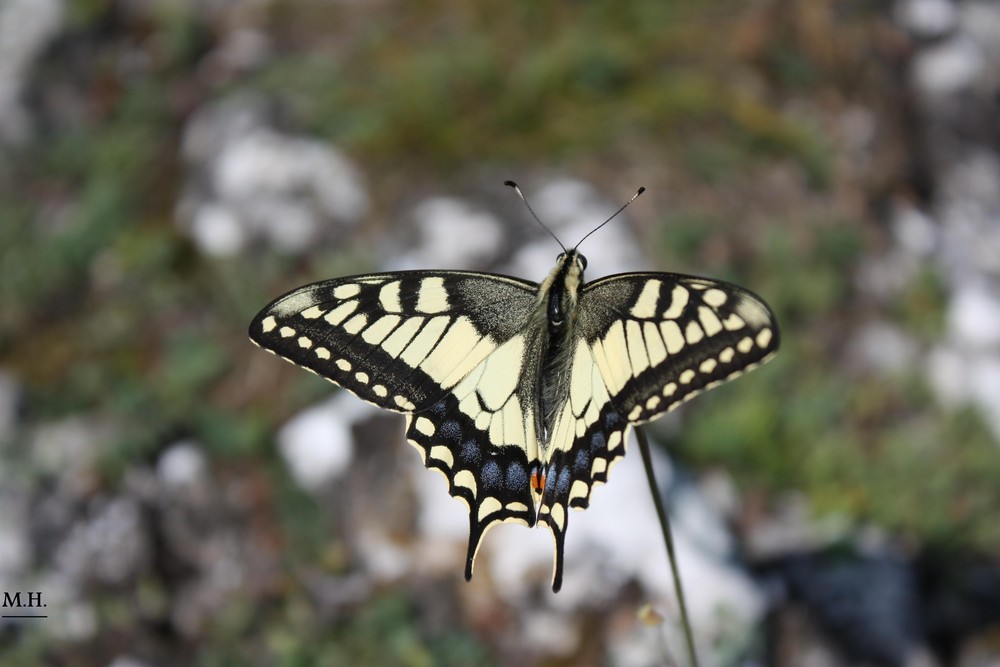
[579, 273, 779, 422]
[250, 271, 539, 411]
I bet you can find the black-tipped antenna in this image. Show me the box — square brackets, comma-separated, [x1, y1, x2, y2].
[572, 186, 645, 250]
[505, 180, 567, 253]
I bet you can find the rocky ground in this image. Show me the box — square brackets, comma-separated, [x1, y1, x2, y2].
[1, 1, 999, 666]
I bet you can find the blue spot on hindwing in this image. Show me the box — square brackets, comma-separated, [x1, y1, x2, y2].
[574, 448, 589, 474]
[590, 432, 607, 453]
[505, 461, 528, 490]
[543, 465, 557, 493]
[439, 420, 461, 442]
[481, 460, 502, 491]
[459, 439, 480, 467]
[555, 467, 571, 496]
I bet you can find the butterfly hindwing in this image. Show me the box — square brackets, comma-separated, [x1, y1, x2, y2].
[398, 316, 552, 581]
[406, 393, 538, 582]
[537, 380, 630, 592]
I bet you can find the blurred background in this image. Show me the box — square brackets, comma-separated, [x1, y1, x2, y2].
[2, 0, 1000, 665]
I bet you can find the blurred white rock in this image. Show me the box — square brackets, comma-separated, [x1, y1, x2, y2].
[518, 609, 582, 659]
[913, 36, 985, 98]
[157, 440, 209, 490]
[355, 524, 413, 582]
[189, 203, 246, 256]
[927, 345, 1000, 437]
[180, 95, 272, 165]
[411, 449, 473, 549]
[849, 320, 920, 375]
[937, 154, 1000, 276]
[178, 98, 369, 256]
[927, 344, 968, 408]
[534, 178, 620, 238]
[391, 196, 505, 270]
[54, 496, 149, 586]
[896, 0, 958, 39]
[0, 0, 64, 144]
[214, 129, 367, 221]
[892, 204, 939, 258]
[949, 282, 1000, 348]
[938, 196, 1000, 281]
[107, 656, 152, 667]
[278, 392, 377, 492]
[941, 151, 1000, 209]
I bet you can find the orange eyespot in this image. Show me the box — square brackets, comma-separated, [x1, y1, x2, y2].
[531, 468, 546, 493]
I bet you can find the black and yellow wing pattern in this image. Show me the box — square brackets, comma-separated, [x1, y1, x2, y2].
[250, 252, 778, 591]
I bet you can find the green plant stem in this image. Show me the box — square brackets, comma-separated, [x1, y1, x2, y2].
[635, 425, 700, 667]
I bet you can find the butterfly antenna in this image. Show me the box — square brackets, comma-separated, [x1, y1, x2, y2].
[505, 180, 567, 253]
[573, 186, 645, 250]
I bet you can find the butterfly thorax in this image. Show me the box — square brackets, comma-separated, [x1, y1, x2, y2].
[536, 250, 586, 446]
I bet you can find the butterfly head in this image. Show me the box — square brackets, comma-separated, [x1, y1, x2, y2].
[545, 249, 587, 329]
[556, 249, 587, 274]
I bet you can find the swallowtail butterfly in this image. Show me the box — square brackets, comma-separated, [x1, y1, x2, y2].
[250, 183, 779, 591]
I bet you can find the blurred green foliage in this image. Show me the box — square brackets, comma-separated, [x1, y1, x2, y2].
[673, 212, 1000, 552]
[188, 591, 494, 667]
[0, 0, 847, 467]
[250, 0, 831, 179]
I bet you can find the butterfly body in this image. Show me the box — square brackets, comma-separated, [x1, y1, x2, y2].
[251, 247, 778, 591]
[536, 251, 585, 440]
